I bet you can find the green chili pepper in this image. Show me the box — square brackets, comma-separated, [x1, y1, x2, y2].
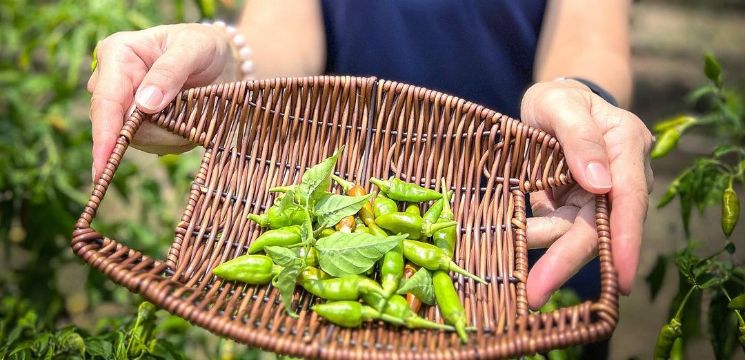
[380, 244, 404, 298]
[212, 255, 282, 285]
[312, 301, 406, 328]
[737, 316, 745, 348]
[319, 228, 336, 238]
[361, 293, 455, 331]
[654, 318, 682, 360]
[373, 194, 398, 218]
[367, 223, 388, 238]
[669, 338, 683, 360]
[297, 266, 331, 283]
[294, 246, 319, 267]
[721, 181, 739, 238]
[247, 204, 305, 229]
[370, 177, 442, 202]
[247, 225, 302, 254]
[405, 203, 421, 216]
[433, 270, 468, 343]
[402, 240, 486, 284]
[651, 128, 681, 159]
[301, 275, 385, 301]
[432, 179, 456, 256]
[354, 225, 371, 234]
[376, 212, 456, 239]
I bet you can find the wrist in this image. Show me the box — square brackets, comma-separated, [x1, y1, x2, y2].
[206, 21, 254, 82]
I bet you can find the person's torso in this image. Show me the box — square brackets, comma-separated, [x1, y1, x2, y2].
[321, 0, 546, 117]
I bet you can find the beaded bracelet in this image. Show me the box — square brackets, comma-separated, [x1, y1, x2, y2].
[208, 20, 254, 81]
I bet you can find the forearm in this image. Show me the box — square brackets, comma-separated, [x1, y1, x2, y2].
[236, 0, 326, 80]
[534, 0, 632, 108]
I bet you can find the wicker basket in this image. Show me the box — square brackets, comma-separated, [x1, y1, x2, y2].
[72, 76, 618, 359]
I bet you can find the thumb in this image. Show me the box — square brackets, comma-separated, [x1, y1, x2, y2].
[522, 87, 612, 194]
[134, 28, 226, 113]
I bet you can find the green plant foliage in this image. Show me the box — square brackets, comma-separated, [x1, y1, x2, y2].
[650, 54, 745, 358]
[0, 0, 263, 358]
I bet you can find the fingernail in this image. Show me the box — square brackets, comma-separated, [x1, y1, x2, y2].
[585, 162, 612, 189]
[135, 86, 164, 111]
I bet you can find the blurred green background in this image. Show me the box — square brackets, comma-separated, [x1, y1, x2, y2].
[0, 0, 743, 359]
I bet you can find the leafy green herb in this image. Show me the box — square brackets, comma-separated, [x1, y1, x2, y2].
[295, 147, 343, 204]
[265, 246, 299, 267]
[314, 193, 372, 229]
[272, 259, 304, 317]
[397, 267, 435, 305]
[729, 294, 745, 310]
[315, 233, 405, 277]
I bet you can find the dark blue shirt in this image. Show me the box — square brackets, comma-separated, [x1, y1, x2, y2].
[321, 0, 546, 118]
[321, 0, 600, 302]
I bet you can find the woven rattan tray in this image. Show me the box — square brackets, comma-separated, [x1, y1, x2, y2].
[72, 76, 617, 359]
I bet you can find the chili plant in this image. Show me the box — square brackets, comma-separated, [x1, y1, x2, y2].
[648, 54, 744, 359]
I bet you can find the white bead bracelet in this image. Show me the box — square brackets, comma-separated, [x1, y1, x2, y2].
[207, 20, 254, 81]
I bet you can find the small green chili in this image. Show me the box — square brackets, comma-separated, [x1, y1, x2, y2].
[247, 204, 305, 229]
[247, 225, 302, 254]
[373, 194, 398, 218]
[432, 178, 456, 257]
[312, 301, 405, 328]
[380, 244, 404, 298]
[402, 240, 486, 284]
[361, 293, 454, 331]
[433, 270, 468, 343]
[212, 255, 281, 285]
[654, 318, 682, 360]
[375, 212, 456, 239]
[370, 177, 442, 202]
[301, 275, 385, 301]
[722, 181, 740, 238]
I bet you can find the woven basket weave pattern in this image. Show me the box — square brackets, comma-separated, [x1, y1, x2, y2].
[72, 76, 617, 359]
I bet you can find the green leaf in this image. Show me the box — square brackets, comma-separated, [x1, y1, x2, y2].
[724, 241, 736, 254]
[704, 53, 722, 87]
[315, 233, 405, 277]
[674, 248, 698, 285]
[687, 84, 717, 104]
[313, 193, 372, 229]
[707, 291, 738, 359]
[296, 146, 343, 203]
[85, 337, 113, 358]
[264, 246, 298, 267]
[396, 267, 435, 305]
[645, 255, 668, 301]
[272, 260, 304, 317]
[728, 293, 745, 310]
[713, 145, 745, 159]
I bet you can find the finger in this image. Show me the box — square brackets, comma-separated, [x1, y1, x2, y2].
[606, 123, 651, 295]
[526, 202, 597, 308]
[89, 36, 146, 180]
[529, 190, 558, 217]
[522, 85, 612, 194]
[134, 27, 226, 113]
[87, 67, 99, 94]
[526, 205, 580, 249]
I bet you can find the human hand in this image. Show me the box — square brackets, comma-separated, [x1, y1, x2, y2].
[520, 79, 654, 308]
[88, 23, 235, 180]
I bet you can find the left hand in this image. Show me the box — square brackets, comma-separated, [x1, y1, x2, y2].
[520, 79, 654, 308]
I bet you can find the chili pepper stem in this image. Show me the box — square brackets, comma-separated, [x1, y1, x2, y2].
[423, 220, 457, 236]
[268, 186, 293, 193]
[447, 261, 487, 284]
[247, 213, 266, 226]
[331, 174, 354, 192]
[403, 317, 456, 331]
[378, 313, 407, 327]
[369, 178, 388, 192]
[454, 319, 468, 343]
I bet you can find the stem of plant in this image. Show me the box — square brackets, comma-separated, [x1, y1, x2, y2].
[447, 261, 487, 284]
[674, 286, 697, 321]
[720, 287, 745, 324]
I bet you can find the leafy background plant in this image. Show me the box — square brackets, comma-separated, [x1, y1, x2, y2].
[646, 55, 744, 359]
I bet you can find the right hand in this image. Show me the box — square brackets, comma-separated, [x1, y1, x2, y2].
[88, 23, 235, 180]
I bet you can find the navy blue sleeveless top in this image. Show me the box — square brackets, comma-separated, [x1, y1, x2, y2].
[321, 1, 602, 302]
[321, 0, 546, 118]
